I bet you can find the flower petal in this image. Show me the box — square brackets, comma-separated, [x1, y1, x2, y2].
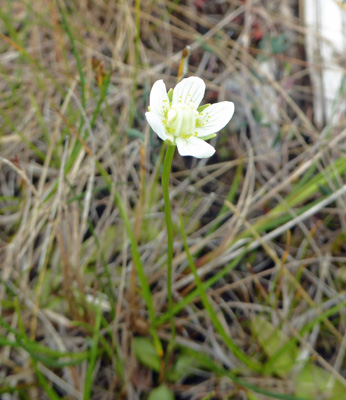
[172, 77, 205, 108]
[196, 101, 234, 137]
[176, 136, 215, 158]
[149, 80, 170, 118]
[145, 111, 167, 141]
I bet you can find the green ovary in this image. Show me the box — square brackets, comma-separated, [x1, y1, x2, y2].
[166, 103, 197, 138]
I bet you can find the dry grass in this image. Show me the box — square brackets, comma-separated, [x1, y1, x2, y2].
[1, 0, 346, 399]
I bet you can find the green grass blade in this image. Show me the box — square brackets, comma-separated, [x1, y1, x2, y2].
[32, 359, 61, 400]
[58, 4, 86, 108]
[95, 160, 163, 357]
[184, 348, 308, 400]
[179, 216, 262, 372]
[156, 249, 246, 326]
[83, 301, 102, 400]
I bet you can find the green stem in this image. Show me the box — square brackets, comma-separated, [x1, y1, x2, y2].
[162, 144, 176, 364]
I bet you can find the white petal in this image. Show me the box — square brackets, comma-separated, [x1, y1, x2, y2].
[145, 112, 167, 141]
[196, 102, 234, 137]
[149, 80, 169, 118]
[176, 136, 215, 158]
[172, 77, 205, 108]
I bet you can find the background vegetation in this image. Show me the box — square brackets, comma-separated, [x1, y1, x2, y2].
[1, 1, 346, 399]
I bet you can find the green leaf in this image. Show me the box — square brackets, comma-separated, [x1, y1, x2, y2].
[252, 316, 298, 377]
[247, 393, 260, 400]
[200, 134, 216, 141]
[197, 103, 210, 113]
[127, 128, 145, 142]
[270, 33, 289, 54]
[133, 337, 161, 372]
[167, 88, 173, 103]
[295, 363, 346, 400]
[183, 347, 307, 400]
[167, 354, 199, 382]
[148, 385, 175, 400]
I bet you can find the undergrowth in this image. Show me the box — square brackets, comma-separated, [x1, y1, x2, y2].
[1, 1, 346, 399]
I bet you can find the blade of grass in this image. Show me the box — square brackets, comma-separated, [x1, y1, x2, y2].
[0, 316, 88, 367]
[209, 159, 243, 234]
[128, 0, 141, 128]
[184, 347, 308, 400]
[32, 359, 61, 400]
[58, 4, 86, 109]
[155, 249, 246, 327]
[96, 160, 163, 357]
[265, 297, 346, 378]
[83, 300, 102, 400]
[179, 215, 262, 372]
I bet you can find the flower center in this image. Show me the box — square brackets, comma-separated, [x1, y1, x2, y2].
[166, 103, 197, 137]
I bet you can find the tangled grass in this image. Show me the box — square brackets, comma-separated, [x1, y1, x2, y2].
[1, 1, 346, 399]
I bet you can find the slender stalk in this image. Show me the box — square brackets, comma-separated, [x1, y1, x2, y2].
[161, 144, 176, 365]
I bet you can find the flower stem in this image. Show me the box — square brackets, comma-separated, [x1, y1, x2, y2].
[161, 144, 176, 366]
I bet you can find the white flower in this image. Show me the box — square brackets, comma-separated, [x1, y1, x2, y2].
[145, 76, 234, 158]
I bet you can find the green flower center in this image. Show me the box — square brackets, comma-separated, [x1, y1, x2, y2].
[166, 103, 197, 138]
